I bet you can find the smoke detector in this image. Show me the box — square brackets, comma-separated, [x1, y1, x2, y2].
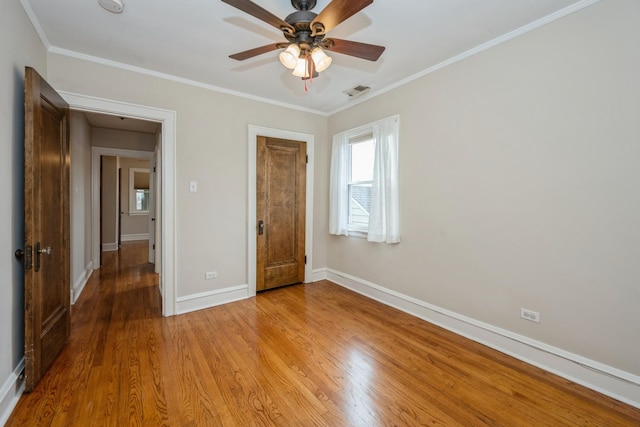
[99, 0, 124, 13]
[343, 85, 371, 99]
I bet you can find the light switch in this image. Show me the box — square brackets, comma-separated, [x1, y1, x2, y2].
[189, 181, 198, 192]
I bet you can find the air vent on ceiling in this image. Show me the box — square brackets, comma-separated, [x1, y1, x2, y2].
[343, 85, 371, 98]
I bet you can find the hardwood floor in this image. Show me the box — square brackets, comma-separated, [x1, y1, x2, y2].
[7, 241, 640, 426]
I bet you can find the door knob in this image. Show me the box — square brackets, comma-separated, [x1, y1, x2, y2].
[38, 246, 52, 255]
[258, 220, 265, 235]
[15, 246, 32, 269]
[34, 242, 51, 272]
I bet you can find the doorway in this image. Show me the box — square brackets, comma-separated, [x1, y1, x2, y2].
[95, 150, 156, 261]
[247, 125, 315, 297]
[63, 91, 177, 316]
[256, 136, 307, 291]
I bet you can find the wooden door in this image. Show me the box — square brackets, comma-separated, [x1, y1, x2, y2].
[148, 159, 156, 264]
[256, 136, 306, 291]
[118, 167, 122, 247]
[23, 67, 71, 392]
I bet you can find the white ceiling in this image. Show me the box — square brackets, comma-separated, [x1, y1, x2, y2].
[23, 0, 588, 114]
[84, 111, 160, 133]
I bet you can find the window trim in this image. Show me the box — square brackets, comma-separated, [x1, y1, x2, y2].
[329, 114, 400, 243]
[129, 167, 150, 215]
[346, 132, 374, 235]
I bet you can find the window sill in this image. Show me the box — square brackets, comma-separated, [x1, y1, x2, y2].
[347, 229, 368, 239]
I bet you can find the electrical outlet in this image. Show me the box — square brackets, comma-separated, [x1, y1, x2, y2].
[205, 271, 217, 280]
[520, 308, 540, 323]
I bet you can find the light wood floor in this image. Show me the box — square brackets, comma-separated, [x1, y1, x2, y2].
[7, 241, 640, 426]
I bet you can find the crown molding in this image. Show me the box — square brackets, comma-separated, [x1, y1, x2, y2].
[22, 0, 600, 117]
[326, 0, 601, 116]
[48, 46, 328, 116]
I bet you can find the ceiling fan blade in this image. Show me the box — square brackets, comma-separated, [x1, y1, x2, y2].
[221, 0, 294, 33]
[323, 38, 385, 61]
[229, 43, 282, 61]
[310, 0, 373, 36]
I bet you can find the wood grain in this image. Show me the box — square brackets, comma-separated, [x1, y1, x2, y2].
[7, 241, 640, 425]
[256, 136, 306, 291]
[23, 66, 71, 392]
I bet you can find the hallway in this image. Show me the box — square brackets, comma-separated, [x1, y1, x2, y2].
[8, 241, 163, 425]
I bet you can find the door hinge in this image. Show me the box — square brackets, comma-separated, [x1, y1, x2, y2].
[153, 167, 156, 173]
[306, 155, 308, 164]
[153, 244, 155, 250]
[304, 255, 307, 265]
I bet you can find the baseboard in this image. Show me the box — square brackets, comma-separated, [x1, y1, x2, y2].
[71, 261, 94, 304]
[121, 233, 149, 242]
[321, 268, 640, 409]
[176, 284, 249, 315]
[311, 268, 327, 282]
[101, 243, 118, 252]
[0, 359, 25, 426]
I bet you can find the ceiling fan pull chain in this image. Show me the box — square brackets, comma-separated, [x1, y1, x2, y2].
[304, 54, 309, 92]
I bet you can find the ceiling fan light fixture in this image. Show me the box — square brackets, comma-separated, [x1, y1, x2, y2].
[292, 57, 310, 78]
[311, 47, 332, 73]
[279, 44, 300, 70]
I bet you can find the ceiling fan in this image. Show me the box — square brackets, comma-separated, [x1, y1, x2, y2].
[221, 0, 385, 80]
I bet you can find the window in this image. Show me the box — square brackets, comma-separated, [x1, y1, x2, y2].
[347, 135, 375, 232]
[135, 188, 150, 211]
[129, 168, 150, 214]
[329, 115, 400, 243]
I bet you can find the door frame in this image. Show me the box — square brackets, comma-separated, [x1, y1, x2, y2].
[248, 125, 314, 297]
[61, 91, 177, 316]
[92, 148, 154, 258]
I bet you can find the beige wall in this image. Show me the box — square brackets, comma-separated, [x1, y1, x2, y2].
[92, 129, 156, 247]
[69, 111, 93, 289]
[327, 0, 640, 376]
[92, 127, 156, 151]
[100, 156, 118, 247]
[0, 0, 47, 414]
[46, 54, 329, 298]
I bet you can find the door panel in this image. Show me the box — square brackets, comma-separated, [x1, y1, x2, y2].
[23, 67, 70, 392]
[256, 137, 306, 291]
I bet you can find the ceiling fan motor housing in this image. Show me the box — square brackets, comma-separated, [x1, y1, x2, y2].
[291, 0, 317, 11]
[224, 0, 385, 64]
[284, 10, 320, 49]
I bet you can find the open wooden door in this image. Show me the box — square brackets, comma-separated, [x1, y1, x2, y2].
[22, 67, 70, 392]
[256, 136, 306, 291]
[148, 157, 156, 265]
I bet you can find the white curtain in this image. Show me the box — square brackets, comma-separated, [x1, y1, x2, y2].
[329, 131, 350, 236]
[368, 116, 400, 243]
[329, 115, 400, 243]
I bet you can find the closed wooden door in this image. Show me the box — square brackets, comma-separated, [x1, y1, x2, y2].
[22, 67, 71, 392]
[256, 136, 306, 291]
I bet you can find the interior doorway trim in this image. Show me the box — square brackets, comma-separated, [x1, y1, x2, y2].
[248, 125, 314, 297]
[60, 91, 177, 316]
[91, 147, 154, 264]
